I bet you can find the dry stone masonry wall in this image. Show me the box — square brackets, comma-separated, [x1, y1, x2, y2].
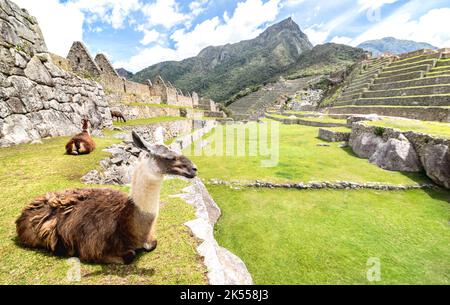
[0, 0, 112, 147]
[349, 121, 450, 188]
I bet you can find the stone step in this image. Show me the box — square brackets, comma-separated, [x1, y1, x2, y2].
[384, 59, 437, 72]
[344, 82, 372, 93]
[362, 85, 450, 98]
[335, 95, 450, 107]
[352, 68, 381, 82]
[398, 49, 436, 60]
[389, 53, 442, 67]
[374, 71, 424, 84]
[340, 88, 365, 98]
[426, 69, 450, 77]
[370, 76, 450, 91]
[378, 64, 431, 78]
[436, 60, 450, 68]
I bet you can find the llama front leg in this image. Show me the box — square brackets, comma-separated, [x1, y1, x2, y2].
[143, 218, 158, 252]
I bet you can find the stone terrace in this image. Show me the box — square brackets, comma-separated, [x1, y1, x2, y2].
[327, 49, 450, 122]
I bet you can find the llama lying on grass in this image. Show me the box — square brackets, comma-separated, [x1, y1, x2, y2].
[16, 129, 198, 264]
[111, 110, 127, 123]
[65, 119, 96, 155]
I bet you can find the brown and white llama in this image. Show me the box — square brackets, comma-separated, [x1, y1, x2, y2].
[111, 110, 127, 123]
[16, 129, 198, 264]
[65, 119, 96, 155]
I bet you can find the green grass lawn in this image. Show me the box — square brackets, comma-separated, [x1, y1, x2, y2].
[0, 134, 206, 284]
[113, 116, 186, 127]
[366, 118, 450, 139]
[186, 122, 429, 185]
[268, 113, 347, 124]
[211, 186, 450, 284]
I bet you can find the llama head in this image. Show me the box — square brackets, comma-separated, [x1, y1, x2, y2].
[81, 119, 90, 133]
[132, 130, 198, 179]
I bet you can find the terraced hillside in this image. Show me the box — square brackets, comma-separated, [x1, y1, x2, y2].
[229, 77, 314, 119]
[327, 49, 450, 122]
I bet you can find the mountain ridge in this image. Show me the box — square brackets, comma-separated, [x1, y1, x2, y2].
[357, 37, 437, 56]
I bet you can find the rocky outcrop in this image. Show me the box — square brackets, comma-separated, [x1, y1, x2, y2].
[421, 144, 450, 189]
[369, 134, 422, 172]
[349, 131, 384, 159]
[0, 0, 111, 147]
[349, 122, 450, 188]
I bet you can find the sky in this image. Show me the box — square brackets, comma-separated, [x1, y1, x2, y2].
[12, 0, 450, 73]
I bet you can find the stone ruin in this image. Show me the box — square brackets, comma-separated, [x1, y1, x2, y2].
[66, 41, 198, 108]
[0, 0, 111, 147]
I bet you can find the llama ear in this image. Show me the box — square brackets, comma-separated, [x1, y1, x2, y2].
[153, 127, 165, 145]
[132, 131, 149, 151]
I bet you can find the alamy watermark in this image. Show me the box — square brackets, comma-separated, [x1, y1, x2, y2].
[184, 121, 280, 168]
[66, 257, 81, 282]
[366, 257, 382, 282]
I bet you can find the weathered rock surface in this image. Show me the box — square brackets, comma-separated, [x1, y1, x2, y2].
[369, 134, 422, 172]
[349, 131, 384, 158]
[350, 122, 450, 189]
[421, 144, 450, 188]
[0, 0, 112, 147]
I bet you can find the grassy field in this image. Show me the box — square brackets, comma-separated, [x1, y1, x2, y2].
[113, 116, 186, 127]
[268, 113, 347, 124]
[212, 186, 450, 284]
[184, 121, 450, 284]
[186, 122, 430, 185]
[366, 118, 450, 139]
[0, 134, 207, 284]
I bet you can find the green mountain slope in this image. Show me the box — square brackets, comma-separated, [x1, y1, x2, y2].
[131, 18, 313, 102]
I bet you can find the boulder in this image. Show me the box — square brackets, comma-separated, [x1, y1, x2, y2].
[421, 144, 450, 189]
[24, 56, 53, 86]
[369, 134, 422, 172]
[350, 132, 385, 158]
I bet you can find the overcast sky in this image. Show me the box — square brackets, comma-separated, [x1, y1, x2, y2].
[13, 0, 450, 72]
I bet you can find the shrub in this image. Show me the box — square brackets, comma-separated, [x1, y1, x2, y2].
[374, 126, 385, 137]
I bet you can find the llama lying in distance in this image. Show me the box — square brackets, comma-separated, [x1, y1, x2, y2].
[65, 119, 96, 155]
[16, 129, 198, 264]
[111, 110, 127, 123]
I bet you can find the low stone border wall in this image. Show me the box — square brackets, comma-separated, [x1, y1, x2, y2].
[326, 106, 450, 123]
[318, 128, 350, 142]
[265, 114, 347, 127]
[349, 122, 450, 189]
[110, 104, 203, 120]
[175, 179, 253, 285]
[208, 179, 435, 191]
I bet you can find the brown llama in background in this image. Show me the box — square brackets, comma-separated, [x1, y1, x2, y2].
[16, 129, 198, 264]
[111, 110, 127, 122]
[65, 119, 96, 155]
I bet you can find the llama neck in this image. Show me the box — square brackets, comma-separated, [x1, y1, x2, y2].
[130, 158, 163, 215]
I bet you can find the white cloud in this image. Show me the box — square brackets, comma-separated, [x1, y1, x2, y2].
[141, 0, 190, 29]
[140, 29, 160, 46]
[118, 0, 282, 72]
[330, 36, 353, 45]
[282, 0, 306, 7]
[71, 0, 142, 29]
[13, 0, 84, 56]
[357, 0, 400, 11]
[114, 46, 180, 72]
[351, 7, 450, 47]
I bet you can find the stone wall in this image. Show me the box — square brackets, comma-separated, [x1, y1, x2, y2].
[318, 128, 350, 142]
[95, 53, 119, 77]
[111, 104, 181, 120]
[67, 41, 101, 77]
[327, 106, 450, 123]
[349, 122, 449, 188]
[0, 0, 111, 147]
[265, 114, 347, 127]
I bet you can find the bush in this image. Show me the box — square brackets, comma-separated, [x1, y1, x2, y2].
[374, 126, 385, 137]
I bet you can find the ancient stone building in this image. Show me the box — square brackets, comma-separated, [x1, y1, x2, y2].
[0, 0, 111, 147]
[95, 53, 119, 77]
[67, 41, 101, 77]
